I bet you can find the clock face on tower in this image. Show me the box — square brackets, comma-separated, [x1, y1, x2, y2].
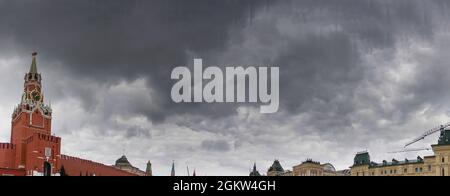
[30, 90, 41, 102]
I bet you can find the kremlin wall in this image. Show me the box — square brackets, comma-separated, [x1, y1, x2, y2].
[60, 155, 135, 176]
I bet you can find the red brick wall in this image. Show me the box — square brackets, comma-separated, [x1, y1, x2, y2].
[31, 110, 45, 128]
[0, 143, 15, 169]
[0, 168, 26, 176]
[60, 155, 137, 176]
[23, 133, 61, 174]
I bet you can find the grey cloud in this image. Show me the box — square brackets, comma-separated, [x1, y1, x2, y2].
[126, 126, 151, 138]
[201, 139, 231, 152]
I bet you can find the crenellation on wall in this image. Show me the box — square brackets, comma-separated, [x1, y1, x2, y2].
[0, 143, 16, 150]
[0, 143, 16, 169]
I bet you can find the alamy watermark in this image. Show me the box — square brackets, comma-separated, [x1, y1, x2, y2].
[171, 59, 279, 113]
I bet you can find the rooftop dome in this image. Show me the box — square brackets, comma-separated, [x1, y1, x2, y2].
[115, 155, 132, 167]
[322, 163, 336, 172]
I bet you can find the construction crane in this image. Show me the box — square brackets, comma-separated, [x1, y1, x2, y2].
[388, 147, 431, 154]
[404, 122, 450, 148]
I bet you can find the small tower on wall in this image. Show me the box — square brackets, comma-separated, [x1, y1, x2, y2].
[146, 161, 152, 176]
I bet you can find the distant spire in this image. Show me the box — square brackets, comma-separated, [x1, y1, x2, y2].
[171, 161, 175, 176]
[186, 165, 190, 176]
[250, 162, 261, 176]
[146, 161, 152, 176]
[29, 52, 38, 74]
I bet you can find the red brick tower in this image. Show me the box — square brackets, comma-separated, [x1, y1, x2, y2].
[10, 53, 61, 175]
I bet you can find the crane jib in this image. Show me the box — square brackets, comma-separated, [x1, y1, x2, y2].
[404, 122, 450, 148]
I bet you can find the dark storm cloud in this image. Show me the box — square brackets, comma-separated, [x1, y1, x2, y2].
[270, 0, 434, 132]
[0, 0, 272, 121]
[0, 0, 442, 123]
[188, 0, 443, 135]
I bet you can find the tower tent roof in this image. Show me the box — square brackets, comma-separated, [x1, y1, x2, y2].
[268, 160, 284, 172]
[29, 52, 38, 74]
[250, 163, 261, 176]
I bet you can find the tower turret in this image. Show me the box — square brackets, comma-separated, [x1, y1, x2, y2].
[249, 163, 261, 176]
[146, 161, 152, 176]
[25, 52, 42, 84]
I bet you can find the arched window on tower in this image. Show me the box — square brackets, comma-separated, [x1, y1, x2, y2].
[442, 168, 445, 176]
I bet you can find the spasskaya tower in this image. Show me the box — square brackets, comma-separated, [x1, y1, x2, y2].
[10, 52, 60, 175]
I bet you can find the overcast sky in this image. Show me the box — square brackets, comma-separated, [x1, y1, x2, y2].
[2, 0, 450, 176]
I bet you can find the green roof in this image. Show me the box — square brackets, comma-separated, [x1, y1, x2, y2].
[354, 152, 370, 166]
[438, 130, 450, 145]
[115, 155, 131, 166]
[369, 157, 424, 168]
[268, 160, 284, 172]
